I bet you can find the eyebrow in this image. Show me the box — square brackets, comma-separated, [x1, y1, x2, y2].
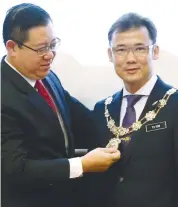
[33, 38, 56, 47]
[114, 43, 145, 47]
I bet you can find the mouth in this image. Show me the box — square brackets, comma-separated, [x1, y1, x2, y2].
[42, 63, 50, 67]
[125, 68, 140, 74]
[40, 63, 51, 71]
[41, 60, 52, 66]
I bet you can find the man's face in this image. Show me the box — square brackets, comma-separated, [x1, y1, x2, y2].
[108, 27, 159, 89]
[8, 23, 57, 80]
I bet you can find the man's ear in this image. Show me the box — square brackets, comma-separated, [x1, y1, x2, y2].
[108, 47, 113, 62]
[6, 40, 18, 56]
[152, 45, 159, 60]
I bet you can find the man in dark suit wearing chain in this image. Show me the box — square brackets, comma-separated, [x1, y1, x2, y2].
[91, 13, 178, 207]
[1, 3, 121, 207]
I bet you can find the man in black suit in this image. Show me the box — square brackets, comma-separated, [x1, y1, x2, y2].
[1, 3, 121, 207]
[92, 13, 178, 207]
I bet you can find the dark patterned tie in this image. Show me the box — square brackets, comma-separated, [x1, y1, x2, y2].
[122, 95, 143, 128]
[35, 80, 56, 112]
[121, 95, 143, 147]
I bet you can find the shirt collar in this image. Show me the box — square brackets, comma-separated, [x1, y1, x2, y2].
[5, 57, 36, 87]
[123, 74, 158, 97]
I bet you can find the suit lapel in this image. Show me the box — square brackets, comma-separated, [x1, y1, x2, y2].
[108, 91, 123, 128]
[28, 90, 60, 125]
[139, 77, 170, 120]
[43, 76, 70, 130]
[43, 76, 74, 156]
[2, 58, 65, 137]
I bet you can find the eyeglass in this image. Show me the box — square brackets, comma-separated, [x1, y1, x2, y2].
[12, 37, 61, 56]
[111, 45, 154, 57]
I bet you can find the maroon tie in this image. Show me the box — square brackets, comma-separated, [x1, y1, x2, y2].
[35, 80, 56, 112]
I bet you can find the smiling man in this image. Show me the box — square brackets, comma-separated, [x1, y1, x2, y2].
[92, 13, 178, 207]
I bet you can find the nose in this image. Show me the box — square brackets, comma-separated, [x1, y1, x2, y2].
[126, 49, 137, 62]
[43, 50, 56, 60]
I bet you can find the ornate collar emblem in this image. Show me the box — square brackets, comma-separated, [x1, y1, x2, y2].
[105, 88, 177, 148]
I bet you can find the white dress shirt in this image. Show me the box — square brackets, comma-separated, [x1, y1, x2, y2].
[120, 75, 158, 125]
[5, 58, 83, 179]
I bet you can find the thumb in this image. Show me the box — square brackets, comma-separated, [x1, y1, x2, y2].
[102, 147, 117, 153]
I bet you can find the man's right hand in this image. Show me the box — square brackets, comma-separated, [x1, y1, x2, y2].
[81, 147, 121, 173]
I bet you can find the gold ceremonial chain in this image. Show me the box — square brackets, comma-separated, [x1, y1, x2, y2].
[105, 88, 177, 148]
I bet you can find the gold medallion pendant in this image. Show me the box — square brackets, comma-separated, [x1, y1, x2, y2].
[106, 138, 121, 149]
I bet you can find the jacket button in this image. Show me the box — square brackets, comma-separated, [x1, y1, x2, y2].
[119, 177, 124, 183]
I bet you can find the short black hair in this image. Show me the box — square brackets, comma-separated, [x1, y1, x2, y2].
[108, 13, 157, 45]
[3, 3, 52, 45]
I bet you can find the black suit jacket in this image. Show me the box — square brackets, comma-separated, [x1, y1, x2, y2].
[1, 57, 95, 207]
[90, 78, 178, 207]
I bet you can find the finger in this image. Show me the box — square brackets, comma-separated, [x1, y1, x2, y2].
[111, 150, 121, 161]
